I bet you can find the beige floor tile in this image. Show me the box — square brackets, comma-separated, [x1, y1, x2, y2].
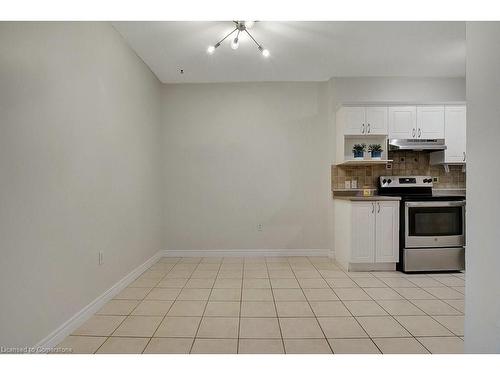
[354, 278, 388, 288]
[417, 337, 464, 354]
[165, 270, 194, 279]
[73, 315, 125, 336]
[197, 317, 239, 338]
[379, 278, 418, 288]
[155, 316, 201, 337]
[326, 279, 358, 288]
[377, 300, 426, 316]
[394, 316, 454, 337]
[411, 300, 462, 315]
[56, 335, 107, 354]
[96, 337, 149, 354]
[309, 301, 351, 317]
[131, 300, 173, 316]
[239, 317, 282, 338]
[96, 300, 139, 315]
[191, 339, 237, 354]
[210, 288, 241, 301]
[363, 288, 403, 300]
[298, 279, 329, 288]
[157, 278, 188, 288]
[167, 300, 206, 316]
[431, 276, 465, 287]
[318, 317, 367, 339]
[213, 278, 242, 289]
[243, 278, 271, 289]
[114, 287, 152, 300]
[184, 278, 215, 288]
[279, 318, 324, 338]
[112, 316, 162, 337]
[242, 288, 273, 301]
[272, 288, 306, 301]
[432, 315, 464, 335]
[284, 339, 332, 354]
[179, 257, 202, 264]
[141, 270, 167, 279]
[373, 337, 429, 354]
[267, 269, 294, 278]
[144, 338, 193, 353]
[239, 339, 284, 354]
[244, 269, 269, 278]
[329, 338, 380, 354]
[443, 299, 465, 313]
[129, 278, 161, 288]
[276, 301, 314, 317]
[320, 270, 349, 278]
[293, 270, 322, 278]
[344, 301, 388, 316]
[405, 277, 444, 287]
[145, 288, 181, 301]
[303, 288, 339, 301]
[271, 278, 300, 288]
[333, 288, 371, 301]
[191, 270, 218, 279]
[218, 270, 243, 278]
[177, 288, 211, 301]
[423, 287, 464, 300]
[204, 301, 240, 317]
[241, 301, 277, 317]
[392, 287, 436, 300]
[357, 316, 411, 338]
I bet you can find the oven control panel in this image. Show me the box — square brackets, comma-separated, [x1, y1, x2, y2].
[379, 176, 433, 188]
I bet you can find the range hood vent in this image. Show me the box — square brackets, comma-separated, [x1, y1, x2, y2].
[389, 138, 447, 151]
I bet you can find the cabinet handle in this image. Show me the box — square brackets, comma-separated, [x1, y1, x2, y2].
[371, 203, 374, 213]
[377, 202, 381, 213]
[412, 128, 416, 138]
[361, 124, 365, 134]
[367, 123, 371, 133]
[418, 128, 421, 138]
[463, 152, 466, 161]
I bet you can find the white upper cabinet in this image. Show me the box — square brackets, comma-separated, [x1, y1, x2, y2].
[388, 106, 416, 139]
[444, 106, 467, 163]
[417, 106, 445, 139]
[430, 105, 467, 165]
[365, 107, 388, 135]
[342, 106, 388, 135]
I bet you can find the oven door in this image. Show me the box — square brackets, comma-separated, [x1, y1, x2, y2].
[405, 201, 465, 248]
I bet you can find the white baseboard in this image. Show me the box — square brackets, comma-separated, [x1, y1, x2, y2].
[36, 250, 163, 349]
[161, 249, 333, 258]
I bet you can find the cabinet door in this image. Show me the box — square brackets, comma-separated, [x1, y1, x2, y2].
[365, 107, 388, 135]
[343, 107, 366, 135]
[388, 106, 416, 139]
[417, 106, 445, 139]
[351, 202, 376, 263]
[444, 106, 467, 163]
[375, 201, 400, 263]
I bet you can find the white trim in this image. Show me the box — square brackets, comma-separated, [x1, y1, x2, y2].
[161, 249, 333, 258]
[36, 250, 163, 349]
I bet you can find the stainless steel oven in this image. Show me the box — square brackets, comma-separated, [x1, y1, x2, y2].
[404, 201, 465, 249]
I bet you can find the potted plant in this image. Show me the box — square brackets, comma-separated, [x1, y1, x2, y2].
[368, 144, 383, 159]
[352, 143, 366, 159]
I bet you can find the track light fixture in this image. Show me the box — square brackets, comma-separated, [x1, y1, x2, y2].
[207, 21, 269, 57]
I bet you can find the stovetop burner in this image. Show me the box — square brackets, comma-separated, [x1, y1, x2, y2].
[377, 175, 464, 201]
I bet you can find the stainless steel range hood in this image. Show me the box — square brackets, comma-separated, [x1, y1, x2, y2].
[389, 138, 447, 151]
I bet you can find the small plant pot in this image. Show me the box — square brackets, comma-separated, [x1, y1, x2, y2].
[353, 150, 364, 159]
[371, 150, 382, 159]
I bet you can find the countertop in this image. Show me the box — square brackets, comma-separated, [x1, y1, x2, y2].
[332, 195, 401, 201]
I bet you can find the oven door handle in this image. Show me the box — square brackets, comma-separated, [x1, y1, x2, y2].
[405, 201, 465, 208]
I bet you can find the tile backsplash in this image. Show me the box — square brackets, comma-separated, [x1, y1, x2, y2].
[331, 151, 466, 190]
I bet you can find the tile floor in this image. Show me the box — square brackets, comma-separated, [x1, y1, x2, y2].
[58, 256, 465, 354]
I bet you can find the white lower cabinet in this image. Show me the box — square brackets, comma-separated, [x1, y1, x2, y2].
[334, 199, 399, 271]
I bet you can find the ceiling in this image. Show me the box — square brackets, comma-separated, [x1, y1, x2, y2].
[112, 21, 466, 83]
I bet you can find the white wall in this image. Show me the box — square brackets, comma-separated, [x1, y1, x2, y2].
[333, 77, 465, 105]
[0, 22, 163, 346]
[161, 82, 332, 251]
[464, 22, 500, 353]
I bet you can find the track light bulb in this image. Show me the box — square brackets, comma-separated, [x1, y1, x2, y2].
[245, 21, 255, 29]
[207, 45, 215, 54]
[231, 37, 239, 50]
[261, 48, 270, 57]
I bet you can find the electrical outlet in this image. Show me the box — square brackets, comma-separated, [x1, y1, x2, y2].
[433, 177, 439, 183]
[386, 163, 392, 170]
[257, 224, 263, 231]
[99, 251, 104, 265]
